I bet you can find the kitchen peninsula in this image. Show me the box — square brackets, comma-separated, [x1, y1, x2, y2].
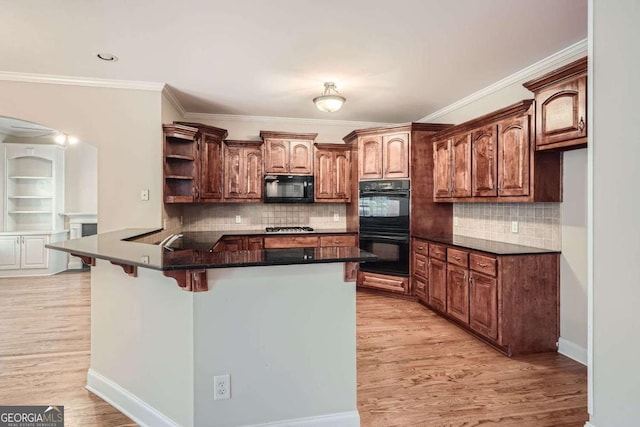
[46, 229, 375, 427]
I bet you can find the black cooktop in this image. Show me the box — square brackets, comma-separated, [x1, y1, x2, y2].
[265, 226, 314, 233]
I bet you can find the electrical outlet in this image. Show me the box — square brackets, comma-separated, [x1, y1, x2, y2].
[235, 215, 241, 224]
[453, 216, 459, 226]
[214, 374, 230, 400]
[511, 221, 519, 233]
[140, 189, 149, 201]
[333, 213, 340, 222]
[141, 255, 149, 264]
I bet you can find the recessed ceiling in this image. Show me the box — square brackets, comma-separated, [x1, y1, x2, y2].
[0, 0, 587, 123]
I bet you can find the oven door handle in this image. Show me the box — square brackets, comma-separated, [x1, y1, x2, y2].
[360, 233, 410, 242]
[359, 191, 409, 198]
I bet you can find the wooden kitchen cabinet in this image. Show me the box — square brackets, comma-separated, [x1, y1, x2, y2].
[223, 140, 263, 201]
[524, 57, 588, 151]
[264, 235, 319, 249]
[174, 122, 228, 203]
[314, 143, 352, 202]
[428, 257, 447, 313]
[472, 126, 498, 197]
[163, 124, 199, 203]
[357, 271, 409, 294]
[432, 100, 561, 203]
[411, 238, 429, 303]
[260, 131, 317, 175]
[356, 132, 409, 179]
[416, 237, 559, 356]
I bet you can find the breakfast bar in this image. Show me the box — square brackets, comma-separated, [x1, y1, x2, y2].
[46, 229, 375, 427]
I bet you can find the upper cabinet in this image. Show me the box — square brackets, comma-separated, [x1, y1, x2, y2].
[314, 143, 352, 203]
[163, 122, 228, 203]
[223, 140, 263, 201]
[432, 100, 562, 203]
[260, 131, 317, 175]
[523, 57, 588, 151]
[357, 132, 409, 179]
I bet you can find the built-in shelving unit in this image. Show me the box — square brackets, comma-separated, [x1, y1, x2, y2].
[0, 143, 67, 277]
[163, 124, 198, 203]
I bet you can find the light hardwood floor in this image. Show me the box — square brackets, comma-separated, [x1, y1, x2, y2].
[0, 272, 587, 426]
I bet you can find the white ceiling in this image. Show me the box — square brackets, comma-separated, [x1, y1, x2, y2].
[0, 0, 587, 123]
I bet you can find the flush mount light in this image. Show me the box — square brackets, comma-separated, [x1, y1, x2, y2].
[313, 82, 346, 113]
[97, 53, 118, 62]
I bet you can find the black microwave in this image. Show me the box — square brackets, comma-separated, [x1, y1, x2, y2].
[264, 175, 314, 203]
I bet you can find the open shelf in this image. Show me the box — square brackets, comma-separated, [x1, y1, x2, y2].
[9, 211, 52, 214]
[8, 196, 52, 199]
[166, 154, 195, 161]
[165, 175, 194, 180]
[9, 176, 53, 180]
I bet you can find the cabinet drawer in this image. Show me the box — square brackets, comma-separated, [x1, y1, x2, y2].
[319, 235, 357, 247]
[447, 248, 468, 267]
[429, 243, 447, 261]
[412, 238, 429, 256]
[469, 253, 497, 277]
[413, 276, 428, 301]
[358, 271, 408, 294]
[413, 253, 428, 278]
[263, 236, 319, 249]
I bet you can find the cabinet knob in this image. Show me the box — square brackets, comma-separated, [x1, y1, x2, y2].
[578, 117, 585, 132]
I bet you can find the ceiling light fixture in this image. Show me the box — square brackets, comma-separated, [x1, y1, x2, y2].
[313, 82, 346, 113]
[97, 53, 118, 62]
[54, 133, 79, 147]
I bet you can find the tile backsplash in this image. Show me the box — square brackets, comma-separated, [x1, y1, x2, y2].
[182, 203, 347, 232]
[453, 203, 561, 250]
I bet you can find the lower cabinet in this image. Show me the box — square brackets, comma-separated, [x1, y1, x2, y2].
[0, 232, 66, 277]
[213, 233, 357, 252]
[358, 271, 409, 294]
[411, 237, 559, 356]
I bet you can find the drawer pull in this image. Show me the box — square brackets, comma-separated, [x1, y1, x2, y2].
[578, 117, 585, 132]
[417, 245, 424, 250]
[335, 240, 342, 244]
[477, 262, 489, 267]
[453, 255, 461, 260]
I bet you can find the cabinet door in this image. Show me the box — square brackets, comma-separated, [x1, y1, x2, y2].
[21, 235, 49, 269]
[451, 133, 471, 197]
[433, 139, 452, 199]
[200, 133, 224, 201]
[536, 75, 587, 147]
[428, 258, 447, 312]
[447, 264, 469, 324]
[413, 276, 428, 303]
[263, 236, 318, 248]
[265, 140, 289, 174]
[413, 252, 428, 278]
[472, 126, 498, 197]
[333, 150, 351, 201]
[289, 141, 313, 175]
[222, 237, 244, 252]
[358, 271, 408, 294]
[359, 136, 383, 179]
[224, 147, 243, 199]
[244, 148, 263, 199]
[382, 133, 409, 178]
[314, 150, 334, 200]
[498, 116, 530, 197]
[0, 236, 20, 270]
[246, 237, 264, 250]
[469, 271, 498, 341]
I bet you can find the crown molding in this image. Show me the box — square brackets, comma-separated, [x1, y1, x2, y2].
[0, 70, 165, 91]
[161, 86, 186, 117]
[183, 112, 394, 128]
[418, 38, 588, 122]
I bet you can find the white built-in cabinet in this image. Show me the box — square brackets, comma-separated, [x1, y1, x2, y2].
[1, 144, 67, 277]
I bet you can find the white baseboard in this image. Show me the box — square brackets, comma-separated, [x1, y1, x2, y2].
[86, 369, 180, 427]
[558, 337, 588, 366]
[243, 411, 360, 427]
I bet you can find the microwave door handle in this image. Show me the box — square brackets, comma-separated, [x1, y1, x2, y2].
[361, 233, 409, 242]
[360, 191, 409, 197]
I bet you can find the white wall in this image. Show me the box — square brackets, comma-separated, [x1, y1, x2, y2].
[64, 141, 98, 214]
[590, 1, 640, 425]
[194, 263, 357, 426]
[420, 49, 589, 362]
[0, 81, 163, 232]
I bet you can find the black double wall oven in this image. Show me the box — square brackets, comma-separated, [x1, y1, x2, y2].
[358, 180, 410, 277]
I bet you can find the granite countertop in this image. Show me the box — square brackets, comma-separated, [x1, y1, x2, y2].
[46, 228, 374, 271]
[412, 234, 561, 255]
